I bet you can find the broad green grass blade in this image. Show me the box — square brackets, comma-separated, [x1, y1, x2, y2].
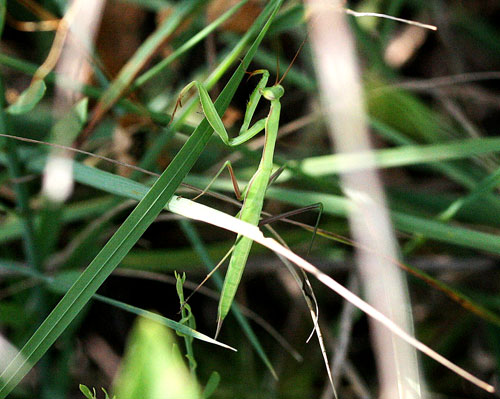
[6, 80, 46, 115]
[0, 2, 283, 396]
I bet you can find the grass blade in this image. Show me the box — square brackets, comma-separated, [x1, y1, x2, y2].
[282, 136, 500, 177]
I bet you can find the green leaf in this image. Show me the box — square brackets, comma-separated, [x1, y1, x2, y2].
[79, 384, 96, 399]
[113, 317, 200, 399]
[6, 80, 46, 115]
[101, 387, 115, 399]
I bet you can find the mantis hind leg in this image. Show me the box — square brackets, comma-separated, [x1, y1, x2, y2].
[180, 245, 236, 311]
[262, 211, 334, 394]
[259, 202, 324, 256]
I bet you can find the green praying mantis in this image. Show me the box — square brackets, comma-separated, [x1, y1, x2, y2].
[172, 51, 304, 337]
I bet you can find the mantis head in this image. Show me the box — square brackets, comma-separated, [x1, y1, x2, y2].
[261, 85, 284, 101]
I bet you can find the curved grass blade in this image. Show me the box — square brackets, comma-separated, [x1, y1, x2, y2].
[95, 296, 233, 350]
[202, 371, 220, 399]
[6, 80, 46, 115]
[0, 1, 283, 396]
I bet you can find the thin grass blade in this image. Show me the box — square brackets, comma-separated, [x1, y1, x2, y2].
[282, 136, 500, 177]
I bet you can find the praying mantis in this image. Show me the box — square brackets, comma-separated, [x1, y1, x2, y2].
[172, 54, 302, 337]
